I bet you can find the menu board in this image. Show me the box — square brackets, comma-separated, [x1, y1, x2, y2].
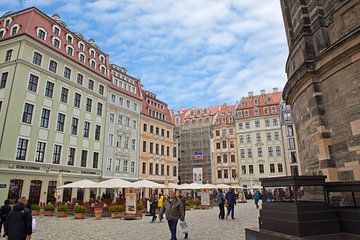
[126, 192, 136, 214]
[201, 192, 210, 206]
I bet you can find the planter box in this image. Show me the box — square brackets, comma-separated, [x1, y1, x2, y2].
[185, 206, 191, 211]
[136, 210, 143, 216]
[123, 213, 141, 220]
[57, 212, 68, 218]
[74, 213, 85, 219]
[32, 210, 40, 216]
[111, 212, 124, 219]
[44, 211, 55, 216]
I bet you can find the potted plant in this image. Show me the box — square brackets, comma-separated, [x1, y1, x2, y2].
[31, 204, 41, 216]
[74, 205, 86, 219]
[44, 203, 55, 216]
[136, 201, 143, 216]
[192, 199, 201, 209]
[185, 200, 192, 211]
[57, 204, 68, 218]
[109, 204, 125, 219]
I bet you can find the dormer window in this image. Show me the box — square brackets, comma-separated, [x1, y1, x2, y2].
[52, 37, 61, 49]
[254, 108, 259, 117]
[11, 24, 20, 35]
[78, 42, 85, 51]
[0, 29, 6, 38]
[66, 45, 73, 56]
[4, 17, 12, 27]
[89, 48, 95, 58]
[90, 59, 96, 69]
[254, 99, 259, 105]
[100, 66, 106, 74]
[53, 25, 61, 36]
[66, 33, 73, 44]
[267, 97, 272, 103]
[79, 53, 86, 63]
[36, 27, 47, 40]
[99, 55, 105, 64]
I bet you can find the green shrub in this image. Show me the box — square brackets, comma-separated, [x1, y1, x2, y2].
[74, 205, 86, 214]
[31, 204, 40, 210]
[109, 204, 125, 213]
[57, 204, 68, 213]
[136, 201, 143, 210]
[44, 203, 55, 211]
[190, 199, 201, 206]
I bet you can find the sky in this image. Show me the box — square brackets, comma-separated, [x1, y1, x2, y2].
[0, 0, 289, 110]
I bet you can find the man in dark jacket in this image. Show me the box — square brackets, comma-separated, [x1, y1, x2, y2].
[4, 197, 32, 240]
[149, 191, 158, 223]
[160, 190, 184, 240]
[0, 200, 11, 237]
[225, 188, 236, 219]
[216, 189, 225, 219]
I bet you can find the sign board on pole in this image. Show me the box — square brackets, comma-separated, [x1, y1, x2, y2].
[201, 192, 210, 206]
[126, 192, 137, 214]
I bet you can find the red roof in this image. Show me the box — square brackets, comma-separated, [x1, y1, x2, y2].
[109, 65, 142, 101]
[141, 90, 174, 125]
[0, 7, 111, 80]
[213, 104, 235, 126]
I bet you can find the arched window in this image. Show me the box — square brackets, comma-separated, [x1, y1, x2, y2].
[10, 24, 20, 35]
[52, 25, 61, 36]
[52, 36, 61, 49]
[99, 54, 105, 64]
[66, 45, 74, 56]
[0, 28, 6, 38]
[89, 48, 95, 58]
[78, 41, 85, 51]
[4, 17, 12, 27]
[90, 59, 96, 69]
[7, 179, 23, 204]
[100, 65, 106, 74]
[78, 52, 86, 63]
[36, 27, 47, 40]
[28, 180, 42, 205]
[65, 33, 73, 44]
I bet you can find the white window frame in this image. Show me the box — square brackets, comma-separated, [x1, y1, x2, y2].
[100, 65, 106, 74]
[52, 36, 61, 49]
[99, 54, 105, 64]
[65, 33, 73, 44]
[4, 17, 12, 27]
[0, 28, 7, 38]
[52, 25, 61, 36]
[78, 52, 86, 63]
[89, 48, 96, 58]
[36, 27, 47, 40]
[10, 24, 20, 35]
[90, 59, 96, 69]
[78, 41, 85, 51]
[66, 45, 74, 56]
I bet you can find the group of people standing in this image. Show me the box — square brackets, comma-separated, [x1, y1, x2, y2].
[150, 190, 188, 240]
[0, 197, 33, 240]
[216, 188, 237, 220]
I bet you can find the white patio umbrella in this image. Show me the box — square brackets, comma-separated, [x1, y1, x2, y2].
[202, 183, 216, 189]
[177, 183, 190, 190]
[187, 182, 204, 190]
[215, 184, 231, 189]
[165, 183, 180, 189]
[249, 184, 262, 189]
[97, 178, 134, 189]
[132, 180, 164, 189]
[57, 179, 98, 189]
[231, 185, 244, 189]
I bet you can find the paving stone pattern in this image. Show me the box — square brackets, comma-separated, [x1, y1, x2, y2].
[33, 201, 259, 240]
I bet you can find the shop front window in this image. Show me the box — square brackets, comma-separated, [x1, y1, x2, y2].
[46, 181, 57, 204]
[28, 180, 42, 205]
[8, 179, 23, 203]
[62, 181, 72, 202]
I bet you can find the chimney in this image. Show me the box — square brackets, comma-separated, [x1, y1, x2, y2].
[273, 87, 279, 92]
[248, 91, 253, 98]
[260, 89, 266, 95]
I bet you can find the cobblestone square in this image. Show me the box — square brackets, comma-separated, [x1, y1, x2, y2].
[33, 201, 259, 240]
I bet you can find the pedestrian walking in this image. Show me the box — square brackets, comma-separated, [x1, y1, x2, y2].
[157, 193, 164, 222]
[254, 190, 261, 209]
[216, 189, 225, 220]
[160, 190, 184, 240]
[225, 188, 236, 219]
[149, 191, 158, 223]
[0, 200, 11, 237]
[4, 196, 32, 240]
[176, 190, 188, 239]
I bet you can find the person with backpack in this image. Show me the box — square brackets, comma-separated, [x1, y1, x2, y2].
[216, 189, 225, 219]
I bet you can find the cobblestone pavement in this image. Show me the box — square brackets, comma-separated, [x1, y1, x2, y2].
[32, 201, 259, 240]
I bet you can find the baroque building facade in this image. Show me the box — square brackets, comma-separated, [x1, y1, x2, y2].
[235, 89, 287, 188]
[281, 0, 360, 180]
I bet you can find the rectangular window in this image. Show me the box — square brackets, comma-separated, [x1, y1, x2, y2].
[257, 147, 263, 157]
[267, 132, 272, 141]
[287, 125, 294, 137]
[5, 49, 13, 62]
[60, 87, 68, 103]
[167, 131, 170, 138]
[150, 142, 153, 154]
[217, 170, 222, 179]
[272, 119, 278, 126]
[28, 74, 38, 92]
[231, 154, 235, 162]
[216, 130, 220, 136]
[119, 97, 123, 106]
[16, 138, 28, 160]
[110, 113, 115, 123]
[259, 164, 264, 174]
[238, 122, 243, 129]
[276, 146, 281, 156]
[167, 165, 170, 176]
[133, 120, 137, 129]
[88, 79, 94, 90]
[142, 162, 146, 174]
[149, 163, 153, 175]
[53, 145, 62, 164]
[143, 123, 147, 132]
[45, 81, 54, 98]
[223, 154, 228, 163]
[256, 133, 261, 142]
[131, 139, 136, 150]
[161, 164, 164, 175]
[161, 129, 165, 137]
[131, 162, 135, 173]
[77, 74, 83, 85]
[93, 152, 99, 168]
[86, 98, 92, 112]
[217, 155, 221, 163]
[63, 67, 71, 79]
[155, 144, 159, 155]
[74, 93, 81, 108]
[35, 142, 46, 162]
[22, 103, 34, 124]
[246, 134, 251, 143]
[216, 143, 220, 149]
[143, 141, 146, 152]
[156, 127, 159, 135]
[166, 146, 170, 156]
[38, 108, 51, 129]
[245, 122, 250, 129]
[270, 164, 275, 173]
[81, 150, 87, 167]
[249, 165, 254, 174]
[173, 166, 177, 177]
[95, 125, 101, 141]
[97, 103, 103, 116]
[268, 147, 273, 157]
[240, 149, 245, 158]
[278, 163, 283, 173]
[288, 138, 296, 150]
[173, 147, 177, 157]
[224, 169, 229, 179]
[247, 148, 252, 158]
[71, 117, 78, 135]
[0, 72, 8, 89]
[49, 60, 57, 73]
[239, 135, 244, 143]
[133, 102, 137, 111]
[231, 169, 237, 178]
[126, 100, 130, 108]
[161, 145, 164, 155]
[68, 147, 75, 166]
[108, 134, 113, 146]
[155, 163, 159, 175]
[114, 160, 120, 172]
[0, 101, 2, 112]
[222, 140, 227, 148]
[255, 120, 260, 128]
[124, 137, 129, 149]
[123, 160, 128, 172]
[57, 113, 65, 132]
[106, 158, 112, 171]
[274, 132, 280, 141]
[84, 121, 90, 138]
[32, 52, 42, 66]
[265, 119, 270, 127]
[150, 125, 154, 133]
